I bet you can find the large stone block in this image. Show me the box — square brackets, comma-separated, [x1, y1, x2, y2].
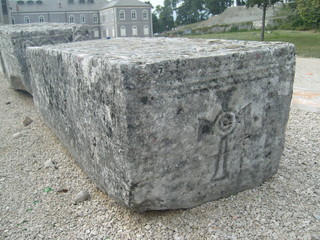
[26, 38, 295, 211]
[0, 23, 90, 93]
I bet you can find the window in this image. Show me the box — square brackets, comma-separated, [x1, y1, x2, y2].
[79, 0, 85, 3]
[88, 0, 94, 3]
[11, 17, 15, 25]
[131, 10, 136, 20]
[69, 15, 75, 23]
[93, 14, 98, 23]
[39, 15, 45, 23]
[24, 16, 30, 24]
[80, 14, 86, 23]
[2, 0, 8, 15]
[132, 26, 137, 36]
[144, 25, 149, 35]
[104, 13, 107, 22]
[142, 10, 148, 19]
[93, 29, 99, 38]
[68, 0, 74, 3]
[120, 26, 126, 37]
[119, 10, 125, 20]
[36, 0, 43, 4]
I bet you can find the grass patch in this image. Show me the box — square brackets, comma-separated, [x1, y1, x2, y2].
[188, 30, 320, 58]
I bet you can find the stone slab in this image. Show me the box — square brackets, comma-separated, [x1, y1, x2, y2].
[26, 38, 295, 211]
[0, 23, 90, 93]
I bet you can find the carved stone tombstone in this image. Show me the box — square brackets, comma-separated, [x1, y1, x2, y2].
[0, 23, 90, 93]
[26, 38, 295, 211]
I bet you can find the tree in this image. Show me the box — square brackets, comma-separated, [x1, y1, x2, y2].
[205, 0, 233, 16]
[246, 0, 279, 41]
[145, 1, 162, 34]
[296, 0, 320, 32]
[154, 0, 175, 32]
[236, 0, 246, 6]
[152, 13, 162, 33]
[176, 0, 210, 25]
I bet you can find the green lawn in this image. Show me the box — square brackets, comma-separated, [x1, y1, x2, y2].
[188, 30, 320, 58]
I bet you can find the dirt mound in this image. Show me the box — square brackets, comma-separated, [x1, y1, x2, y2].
[200, 6, 278, 27]
[176, 4, 284, 31]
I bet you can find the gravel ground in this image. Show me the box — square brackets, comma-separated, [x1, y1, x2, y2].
[294, 58, 320, 91]
[0, 57, 319, 240]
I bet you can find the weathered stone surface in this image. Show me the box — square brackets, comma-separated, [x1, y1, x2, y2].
[26, 38, 295, 211]
[0, 23, 90, 93]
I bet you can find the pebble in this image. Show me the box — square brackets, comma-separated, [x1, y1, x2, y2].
[74, 190, 91, 203]
[12, 132, 22, 139]
[313, 213, 320, 221]
[145, 224, 151, 230]
[44, 159, 56, 168]
[44, 159, 58, 169]
[23, 116, 33, 126]
[57, 188, 69, 193]
[17, 219, 27, 225]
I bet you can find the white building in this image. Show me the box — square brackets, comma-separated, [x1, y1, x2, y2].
[8, 0, 153, 38]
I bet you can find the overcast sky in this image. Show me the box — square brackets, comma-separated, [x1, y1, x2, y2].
[149, 0, 164, 8]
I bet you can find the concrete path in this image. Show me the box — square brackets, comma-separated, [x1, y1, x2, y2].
[292, 57, 320, 113]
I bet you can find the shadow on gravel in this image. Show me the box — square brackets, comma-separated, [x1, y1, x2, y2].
[11, 89, 34, 105]
[15, 89, 33, 98]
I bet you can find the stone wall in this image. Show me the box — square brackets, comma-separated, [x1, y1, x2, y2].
[26, 38, 295, 211]
[0, 23, 90, 93]
[193, 22, 254, 35]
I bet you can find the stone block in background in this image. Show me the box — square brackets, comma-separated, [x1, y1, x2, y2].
[0, 23, 90, 93]
[26, 38, 295, 211]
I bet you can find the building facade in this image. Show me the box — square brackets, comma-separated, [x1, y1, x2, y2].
[8, 0, 152, 38]
[0, 0, 10, 24]
[99, 0, 152, 38]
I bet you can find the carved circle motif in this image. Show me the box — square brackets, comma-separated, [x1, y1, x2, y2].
[157, 65, 164, 75]
[216, 111, 236, 136]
